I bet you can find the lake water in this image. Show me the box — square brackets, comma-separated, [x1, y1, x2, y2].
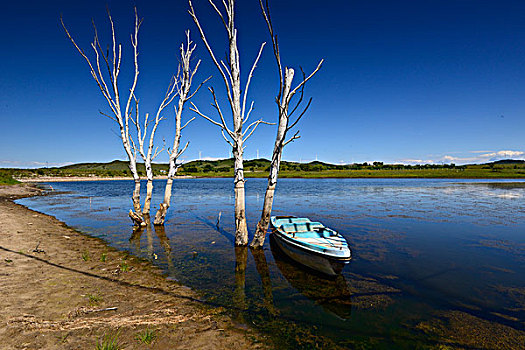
[17, 178, 525, 348]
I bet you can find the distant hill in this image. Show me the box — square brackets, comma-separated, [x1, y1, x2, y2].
[4, 157, 524, 180]
[489, 159, 525, 165]
[60, 160, 169, 172]
[58, 158, 525, 174]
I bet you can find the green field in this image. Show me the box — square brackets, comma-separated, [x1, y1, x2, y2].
[3, 159, 525, 181]
[0, 169, 20, 185]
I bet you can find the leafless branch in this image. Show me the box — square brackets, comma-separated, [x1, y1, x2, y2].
[288, 59, 324, 100]
[242, 42, 266, 119]
[176, 141, 190, 158]
[187, 75, 211, 100]
[188, 0, 234, 108]
[221, 128, 234, 147]
[181, 116, 196, 130]
[99, 110, 117, 122]
[243, 119, 274, 142]
[283, 130, 300, 147]
[259, 0, 283, 98]
[190, 102, 225, 130]
[242, 101, 254, 124]
[288, 68, 306, 118]
[288, 97, 312, 131]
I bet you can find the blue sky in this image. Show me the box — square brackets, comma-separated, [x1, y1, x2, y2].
[1, 0, 524, 168]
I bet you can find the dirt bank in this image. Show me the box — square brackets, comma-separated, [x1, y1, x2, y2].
[0, 184, 265, 349]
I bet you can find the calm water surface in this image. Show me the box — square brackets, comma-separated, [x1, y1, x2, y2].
[17, 178, 525, 348]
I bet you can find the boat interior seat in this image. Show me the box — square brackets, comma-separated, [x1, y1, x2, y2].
[281, 222, 321, 232]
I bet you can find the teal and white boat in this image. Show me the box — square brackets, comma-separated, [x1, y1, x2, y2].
[270, 216, 351, 276]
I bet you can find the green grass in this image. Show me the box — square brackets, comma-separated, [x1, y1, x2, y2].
[100, 253, 107, 262]
[95, 330, 120, 350]
[135, 328, 157, 345]
[87, 293, 102, 304]
[0, 169, 19, 185]
[182, 167, 525, 179]
[120, 261, 130, 272]
[82, 251, 90, 261]
[5, 159, 525, 179]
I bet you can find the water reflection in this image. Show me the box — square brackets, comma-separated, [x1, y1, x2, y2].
[128, 218, 174, 272]
[250, 247, 277, 316]
[16, 178, 525, 348]
[129, 226, 142, 251]
[233, 246, 248, 323]
[154, 224, 174, 272]
[270, 235, 353, 320]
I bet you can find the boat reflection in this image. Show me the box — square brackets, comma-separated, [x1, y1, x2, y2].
[270, 234, 353, 320]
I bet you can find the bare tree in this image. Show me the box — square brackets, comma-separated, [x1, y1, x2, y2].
[188, 0, 270, 245]
[132, 76, 178, 215]
[250, 0, 323, 248]
[154, 31, 207, 225]
[61, 8, 146, 226]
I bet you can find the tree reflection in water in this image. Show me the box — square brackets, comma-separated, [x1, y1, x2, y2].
[250, 247, 277, 316]
[233, 246, 248, 323]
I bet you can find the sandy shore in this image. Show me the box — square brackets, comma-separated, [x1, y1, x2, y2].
[0, 184, 264, 349]
[15, 175, 194, 182]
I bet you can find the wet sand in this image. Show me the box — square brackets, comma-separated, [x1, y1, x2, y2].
[0, 184, 265, 349]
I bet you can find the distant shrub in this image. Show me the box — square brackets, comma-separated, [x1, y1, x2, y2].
[0, 170, 19, 185]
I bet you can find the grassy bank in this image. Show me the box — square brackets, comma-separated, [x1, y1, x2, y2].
[0, 169, 20, 185]
[5, 158, 525, 180]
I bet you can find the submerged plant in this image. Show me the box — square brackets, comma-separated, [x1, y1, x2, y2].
[135, 328, 157, 345]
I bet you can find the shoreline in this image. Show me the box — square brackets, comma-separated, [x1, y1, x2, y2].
[15, 175, 525, 182]
[0, 184, 264, 349]
[15, 175, 195, 182]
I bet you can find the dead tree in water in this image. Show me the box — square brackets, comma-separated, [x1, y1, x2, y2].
[154, 31, 207, 225]
[61, 8, 145, 226]
[188, 0, 270, 245]
[132, 75, 179, 216]
[250, 0, 323, 248]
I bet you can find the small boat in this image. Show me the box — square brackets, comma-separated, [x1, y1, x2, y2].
[270, 216, 351, 276]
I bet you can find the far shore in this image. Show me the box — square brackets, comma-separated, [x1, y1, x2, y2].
[15, 175, 195, 182]
[15, 175, 525, 183]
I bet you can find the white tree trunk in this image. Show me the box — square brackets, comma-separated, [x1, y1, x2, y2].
[233, 143, 248, 245]
[249, 1, 324, 248]
[128, 158, 142, 215]
[189, 0, 268, 245]
[143, 178, 153, 215]
[62, 9, 146, 225]
[250, 70, 293, 248]
[154, 32, 201, 225]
